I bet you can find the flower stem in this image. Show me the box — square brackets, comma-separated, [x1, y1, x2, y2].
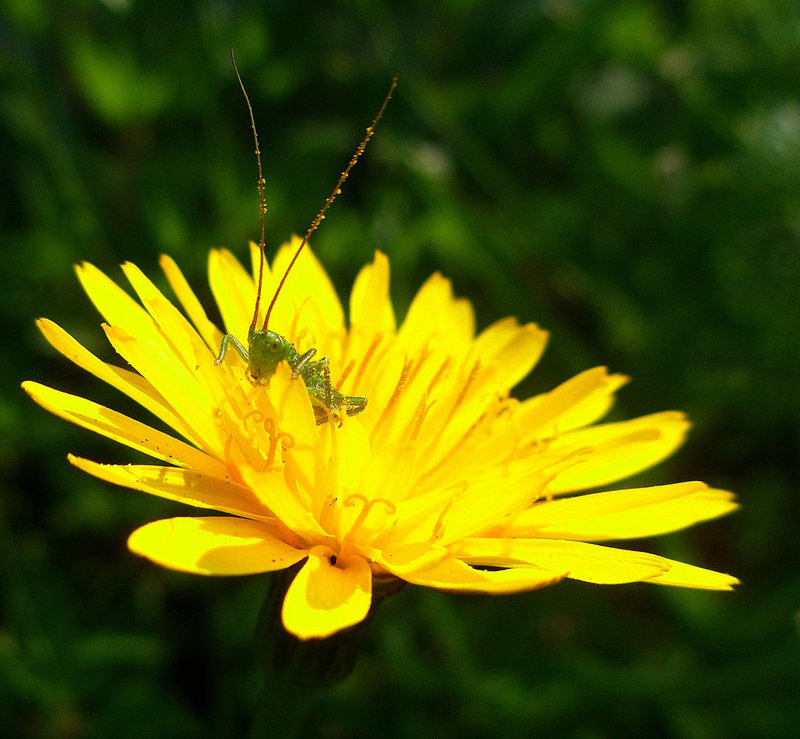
[250, 567, 376, 736]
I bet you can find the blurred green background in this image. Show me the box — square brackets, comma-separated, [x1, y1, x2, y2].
[2, 1, 798, 736]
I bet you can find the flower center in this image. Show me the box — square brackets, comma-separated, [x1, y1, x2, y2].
[242, 411, 295, 471]
[338, 493, 397, 559]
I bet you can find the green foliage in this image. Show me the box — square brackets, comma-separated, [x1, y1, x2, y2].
[2, 1, 798, 736]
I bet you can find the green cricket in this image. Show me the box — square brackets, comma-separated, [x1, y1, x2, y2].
[215, 52, 398, 424]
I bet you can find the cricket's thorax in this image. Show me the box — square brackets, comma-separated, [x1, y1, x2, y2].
[246, 329, 297, 382]
[243, 327, 368, 423]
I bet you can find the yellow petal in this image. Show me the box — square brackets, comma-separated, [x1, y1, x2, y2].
[409, 444, 591, 547]
[34, 318, 190, 437]
[465, 317, 549, 390]
[327, 416, 371, 500]
[102, 324, 221, 451]
[248, 240, 264, 280]
[417, 320, 549, 459]
[269, 361, 319, 451]
[69, 456, 272, 520]
[160, 254, 223, 353]
[282, 546, 372, 639]
[647, 560, 739, 590]
[23, 382, 224, 475]
[519, 367, 630, 436]
[398, 272, 474, 355]
[348, 251, 396, 361]
[75, 261, 157, 338]
[237, 464, 329, 542]
[121, 261, 209, 370]
[457, 538, 671, 584]
[430, 461, 553, 545]
[503, 482, 739, 540]
[370, 541, 450, 577]
[209, 247, 257, 341]
[128, 517, 307, 575]
[544, 412, 690, 494]
[75, 262, 217, 443]
[267, 237, 345, 347]
[76, 262, 205, 400]
[515, 367, 628, 439]
[401, 557, 565, 594]
[226, 365, 331, 539]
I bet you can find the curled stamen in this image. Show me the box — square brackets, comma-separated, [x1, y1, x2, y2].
[295, 327, 314, 349]
[239, 410, 266, 465]
[263, 418, 279, 469]
[318, 494, 338, 532]
[279, 431, 295, 451]
[242, 409, 265, 429]
[261, 416, 295, 470]
[223, 434, 237, 475]
[343, 492, 369, 509]
[430, 499, 453, 543]
[339, 494, 397, 560]
[343, 494, 397, 535]
[221, 435, 249, 485]
[343, 493, 397, 517]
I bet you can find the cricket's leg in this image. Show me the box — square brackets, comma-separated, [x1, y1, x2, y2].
[215, 334, 249, 365]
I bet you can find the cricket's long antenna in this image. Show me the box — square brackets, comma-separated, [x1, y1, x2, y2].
[263, 72, 399, 330]
[231, 50, 267, 334]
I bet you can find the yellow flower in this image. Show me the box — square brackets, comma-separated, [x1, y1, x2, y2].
[23, 240, 738, 639]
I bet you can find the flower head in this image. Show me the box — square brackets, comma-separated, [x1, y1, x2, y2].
[24, 240, 738, 639]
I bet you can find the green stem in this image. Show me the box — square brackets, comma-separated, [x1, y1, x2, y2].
[249, 567, 381, 737]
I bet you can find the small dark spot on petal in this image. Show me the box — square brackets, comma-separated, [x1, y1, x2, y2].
[329, 555, 338, 566]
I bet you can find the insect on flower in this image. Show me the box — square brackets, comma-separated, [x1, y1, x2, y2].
[23, 56, 739, 643]
[215, 53, 397, 424]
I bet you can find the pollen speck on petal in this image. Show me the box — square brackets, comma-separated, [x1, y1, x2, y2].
[282, 546, 372, 639]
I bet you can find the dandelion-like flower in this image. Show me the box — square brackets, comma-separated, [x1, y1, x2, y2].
[24, 241, 738, 639]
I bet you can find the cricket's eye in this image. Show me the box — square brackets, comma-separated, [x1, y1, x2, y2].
[268, 336, 282, 352]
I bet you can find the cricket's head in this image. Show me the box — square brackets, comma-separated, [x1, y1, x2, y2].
[246, 329, 292, 383]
